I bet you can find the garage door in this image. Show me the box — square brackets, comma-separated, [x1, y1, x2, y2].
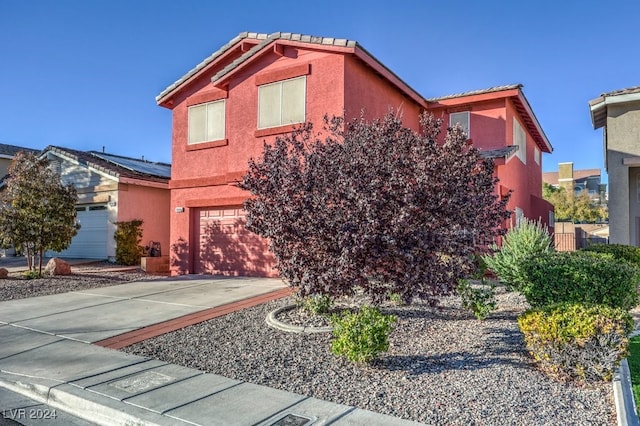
[49, 205, 109, 259]
[195, 206, 276, 277]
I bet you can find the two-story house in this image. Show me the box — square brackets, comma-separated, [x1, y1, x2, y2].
[157, 32, 554, 277]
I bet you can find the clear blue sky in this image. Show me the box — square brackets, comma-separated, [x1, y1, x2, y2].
[2, 1, 639, 183]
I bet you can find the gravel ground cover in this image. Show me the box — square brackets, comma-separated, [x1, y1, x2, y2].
[124, 287, 616, 425]
[0, 262, 162, 301]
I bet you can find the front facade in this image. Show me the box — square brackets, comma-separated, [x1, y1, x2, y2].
[590, 86, 640, 245]
[159, 31, 554, 277]
[42, 147, 171, 260]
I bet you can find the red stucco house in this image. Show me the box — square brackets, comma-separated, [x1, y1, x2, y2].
[157, 31, 553, 277]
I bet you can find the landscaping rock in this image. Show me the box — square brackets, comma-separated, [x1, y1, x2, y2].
[44, 258, 71, 276]
[0, 268, 7, 278]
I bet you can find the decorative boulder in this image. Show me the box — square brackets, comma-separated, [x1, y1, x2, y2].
[0, 268, 8, 278]
[44, 258, 71, 276]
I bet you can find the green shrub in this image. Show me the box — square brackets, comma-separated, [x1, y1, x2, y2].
[300, 294, 333, 315]
[520, 251, 638, 310]
[114, 219, 144, 266]
[582, 243, 640, 267]
[457, 278, 496, 320]
[483, 218, 553, 291]
[330, 306, 396, 363]
[518, 303, 633, 382]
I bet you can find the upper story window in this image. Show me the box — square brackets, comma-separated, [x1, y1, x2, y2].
[513, 118, 526, 165]
[258, 76, 306, 129]
[188, 99, 226, 144]
[534, 146, 540, 165]
[449, 111, 470, 138]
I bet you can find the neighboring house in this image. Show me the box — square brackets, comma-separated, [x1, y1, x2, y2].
[40, 146, 171, 260]
[0, 143, 39, 180]
[157, 31, 554, 277]
[543, 162, 606, 204]
[590, 86, 640, 245]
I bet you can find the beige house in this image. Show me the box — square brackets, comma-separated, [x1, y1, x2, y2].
[590, 86, 640, 245]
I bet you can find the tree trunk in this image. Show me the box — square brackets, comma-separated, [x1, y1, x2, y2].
[38, 248, 44, 276]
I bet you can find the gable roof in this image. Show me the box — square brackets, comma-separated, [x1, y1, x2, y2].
[0, 143, 39, 158]
[589, 86, 640, 129]
[156, 31, 428, 109]
[44, 146, 171, 185]
[428, 84, 553, 154]
[543, 168, 601, 185]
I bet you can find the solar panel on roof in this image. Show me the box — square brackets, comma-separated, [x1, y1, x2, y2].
[90, 152, 171, 178]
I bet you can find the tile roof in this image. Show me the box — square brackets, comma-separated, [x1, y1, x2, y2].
[0, 143, 39, 157]
[45, 146, 170, 184]
[600, 86, 640, 97]
[156, 31, 420, 105]
[427, 84, 522, 102]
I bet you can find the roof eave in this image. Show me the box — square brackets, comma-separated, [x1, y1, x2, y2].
[589, 92, 640, 129]
[514, 90, 553, 153]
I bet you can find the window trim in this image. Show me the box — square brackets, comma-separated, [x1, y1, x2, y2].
[449, 111, 470, 139]
[188, 99, 226, 145]
[257, 75, 306, 130]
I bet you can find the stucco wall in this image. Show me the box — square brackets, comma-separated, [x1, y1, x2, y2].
[605, 102, 640, 245]
[117, 184, 170, 257]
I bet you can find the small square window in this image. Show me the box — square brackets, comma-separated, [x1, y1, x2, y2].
[258, 76, 306, 129]
[188, 99, 226, 145]
[450, 112, 470, 138]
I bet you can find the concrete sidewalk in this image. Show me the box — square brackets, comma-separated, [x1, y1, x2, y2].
[0, 276, 419, 425]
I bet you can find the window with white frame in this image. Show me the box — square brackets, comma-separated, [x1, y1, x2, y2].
[258, 76, 306, 129]
[515, 206, 524, 226]
[188, 100, 226, 144]
[513, 118, 526, 164]
[534, 146, 540, 165]
[450, 111, 470, 138]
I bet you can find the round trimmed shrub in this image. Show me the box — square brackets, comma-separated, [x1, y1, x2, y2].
[518, 303, 633, 382]
[330, 306, 396, 363]
[520, 251, 639, 310]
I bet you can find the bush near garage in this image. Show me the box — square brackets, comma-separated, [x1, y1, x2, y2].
[518, 303, 633, 382]
[519, 251, 639, 311]
[114, 219, 144, 266]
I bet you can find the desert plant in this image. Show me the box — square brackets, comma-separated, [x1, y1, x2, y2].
[483, 218, 553, 291]
[114, 219, 144, 265]
[457, 278, 496, 320]
[582, 243, 640, 267]
[241, 112, 510, 304]
[330, 305, 396, 363]
[518, 303, 633, 382]
[300, 294, 333, 315]
[520, 251, 638, 310]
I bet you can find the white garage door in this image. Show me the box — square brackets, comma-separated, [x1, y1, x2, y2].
[49, 205, 109, 259]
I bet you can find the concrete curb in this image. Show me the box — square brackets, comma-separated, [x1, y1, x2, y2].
[266, 305, 333, 334]
[614, 359, 640, 426]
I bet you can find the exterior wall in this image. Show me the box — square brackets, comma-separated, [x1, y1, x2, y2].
[428, 97, 552, 231]
[605, 102, 640, 245]
[343, 56, 422, 129]
[117, 184, 170, 258]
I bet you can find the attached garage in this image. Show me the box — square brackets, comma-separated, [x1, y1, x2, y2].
[49, 205, 109, 259]
[194, 206, 276, 277]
